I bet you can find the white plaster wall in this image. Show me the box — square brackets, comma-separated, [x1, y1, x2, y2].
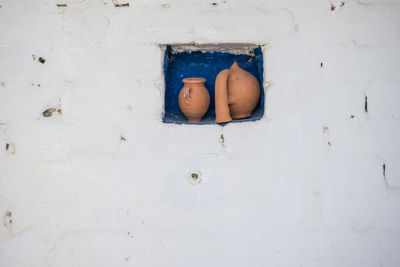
[0, 0, 400, 266]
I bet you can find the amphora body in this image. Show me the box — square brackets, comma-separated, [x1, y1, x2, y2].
[178, 78, 210, 123]
[214, 62, 261, 123]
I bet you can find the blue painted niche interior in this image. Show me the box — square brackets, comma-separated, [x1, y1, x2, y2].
[163, 45, 264, 124]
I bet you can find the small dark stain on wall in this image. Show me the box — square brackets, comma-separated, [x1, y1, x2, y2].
[4, 211, 12, 227]
[120, 135, 126, 141]
[320, 62, 323, 67]
[113, 1, 129, 7]
[0, 82, 5, 87]
[383, 164, 386, 177]
[364, 96, 368, 113]
[340, 1, 345, 7]
[5, 143, 15, 154]
[211, 2, 218, 6]
[56, 3, 67, 7]
[382, 163, 389, 189]
[220, 134, 225, 147]
[328, 141, 332, 146]
[38, 57, 46, 64]
[42, 107, 61, 117]
[331, 4, 336, 11]
[42, 108, 57, 117]
[350, 114, 355, 119]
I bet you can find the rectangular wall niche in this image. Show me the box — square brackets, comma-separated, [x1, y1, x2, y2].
[162, 43, 264, 124]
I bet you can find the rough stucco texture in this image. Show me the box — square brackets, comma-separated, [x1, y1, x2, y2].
[0, 0, 400, 266]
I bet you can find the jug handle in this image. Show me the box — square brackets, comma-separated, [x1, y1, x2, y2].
[183, 87, 192, 103]
[214, 69, 232, 123]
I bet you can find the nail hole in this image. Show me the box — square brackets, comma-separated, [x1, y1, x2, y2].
[38, 57, 46, 64]
[211, 2, 218, 6]
[187, 171, 201, 185]
[320, 62, 323, 67]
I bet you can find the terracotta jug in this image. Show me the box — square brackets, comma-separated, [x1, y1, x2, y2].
[178, 78, 210, 123]
[214, 62, 261, 123]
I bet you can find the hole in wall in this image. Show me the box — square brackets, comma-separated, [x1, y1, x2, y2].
[187, 170, 201, 185]
[161, 43, 265, 124]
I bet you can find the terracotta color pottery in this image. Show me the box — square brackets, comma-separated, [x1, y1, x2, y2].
[178, 78, 210, 123]
[214, 61, 261, 123]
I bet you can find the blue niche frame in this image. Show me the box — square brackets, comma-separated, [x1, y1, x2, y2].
[162, 44, 264, 124]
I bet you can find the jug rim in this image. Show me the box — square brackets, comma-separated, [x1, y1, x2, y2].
[182, 77, 206, 84]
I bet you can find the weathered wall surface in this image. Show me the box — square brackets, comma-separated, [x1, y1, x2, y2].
[0, 0, 400, 266]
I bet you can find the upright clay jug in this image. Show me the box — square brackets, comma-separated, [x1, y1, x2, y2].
[178, 78, 210, 123]
[214, 62, 261, 123]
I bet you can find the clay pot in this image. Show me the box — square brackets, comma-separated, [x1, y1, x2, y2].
[178, 78, 210, 123]
[214, 62, 261, 123]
